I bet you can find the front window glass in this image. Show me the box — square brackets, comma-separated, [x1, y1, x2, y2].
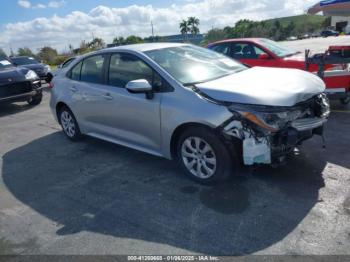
[145, 45, 245, 85]
[258, 39, 298, 57]
[11, 57, 39, 65]
[80, 55, 105, 84]
[108, 54, 153, 88]
[232, 43, 267, 59]
[212, 44, 231, 56]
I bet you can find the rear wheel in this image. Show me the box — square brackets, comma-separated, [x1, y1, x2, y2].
[27, 93, 42, 106]
[176, 127, 238, 184]
[59, 106, 82, 141]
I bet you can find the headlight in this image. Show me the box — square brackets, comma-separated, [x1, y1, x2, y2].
[25, 70, 38, 80]
[228, 105, 302, 132]
[44, 65, 51, 72]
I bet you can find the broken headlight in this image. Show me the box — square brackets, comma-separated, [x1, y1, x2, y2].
[228, 105, 302, 132]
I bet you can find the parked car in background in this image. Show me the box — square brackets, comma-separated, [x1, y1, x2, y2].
[286, 36, 297, 41]
[208, 38, 334, 71]
[321, 30, 339, 37]
[297, 34, 310, 40]
[10, 56, 53, 83]
[50, 43, 329, 184]
[208, 38, 350, 104]
[0, 57, 43, 105]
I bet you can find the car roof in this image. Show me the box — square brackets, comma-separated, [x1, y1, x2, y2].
[103, 42, 188, 53]
[209, 38, 267, 46]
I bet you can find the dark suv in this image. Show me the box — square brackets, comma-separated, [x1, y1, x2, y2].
[0, 57, 43, 105]
[10, 56, 53, 83]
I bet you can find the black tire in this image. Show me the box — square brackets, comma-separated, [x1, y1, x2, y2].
[176, 126, 239, 185]
[27, 93, 42, 106]
[58, 106, 82, 141]
[46, 73, 53, 83]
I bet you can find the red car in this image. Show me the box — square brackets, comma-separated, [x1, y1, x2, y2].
[207, 38, 337, 71]
[208, 38, 350, 104]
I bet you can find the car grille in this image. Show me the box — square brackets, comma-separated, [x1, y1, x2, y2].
[0, 82, 32, 97]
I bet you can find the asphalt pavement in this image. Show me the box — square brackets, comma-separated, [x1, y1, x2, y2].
[0, 90, 349, 255]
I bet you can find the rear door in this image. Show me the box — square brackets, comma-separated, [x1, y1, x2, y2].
[66, 54, 110, 133]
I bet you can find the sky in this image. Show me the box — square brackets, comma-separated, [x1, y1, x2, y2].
[0, 0, 318, 54]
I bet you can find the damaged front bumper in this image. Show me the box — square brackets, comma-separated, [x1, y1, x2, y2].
[221, 94, 330, 166]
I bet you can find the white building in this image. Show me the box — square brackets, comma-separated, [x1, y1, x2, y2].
[308, 1, 350, 32]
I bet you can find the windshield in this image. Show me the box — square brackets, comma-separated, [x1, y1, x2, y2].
[0, 59, 14, 71]
[11, 57, 39, 65]
[145, 45, 246, 85]
[258, 39, 298, 58]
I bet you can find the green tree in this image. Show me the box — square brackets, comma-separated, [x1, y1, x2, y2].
[17, 47, 35, 57]
[125, 35, 144, 44]
[113, 36, 125, 45]
[37, 46, 58, 65]
[188, 17, 200, 35]
[322, 16, 331, 28]
[179, 19, 190, 39]
[88, 37, 105, 50]
[202, 28, 227, 45]
[0, 48, 7, 58]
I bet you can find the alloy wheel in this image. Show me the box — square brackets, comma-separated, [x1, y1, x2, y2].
[181, 137, 217, 179]
[60, 111, 76, 138]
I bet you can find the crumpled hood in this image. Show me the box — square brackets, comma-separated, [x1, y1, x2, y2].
[195, 67, 326, 107]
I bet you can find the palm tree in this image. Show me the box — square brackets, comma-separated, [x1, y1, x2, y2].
[187, 17, 200, 36]
[179, 20, 190, 41]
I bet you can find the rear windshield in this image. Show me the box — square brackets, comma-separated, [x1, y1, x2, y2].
[0, 59, 14, 70]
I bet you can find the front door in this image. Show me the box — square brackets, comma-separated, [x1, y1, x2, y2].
[83, 53, 162, 153]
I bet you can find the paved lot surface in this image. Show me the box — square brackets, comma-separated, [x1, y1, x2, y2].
[281, 35, 350, 54]
[0, 90, 349, 255]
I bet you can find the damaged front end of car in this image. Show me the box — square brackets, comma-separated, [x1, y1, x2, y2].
[220, 93, 330, 166]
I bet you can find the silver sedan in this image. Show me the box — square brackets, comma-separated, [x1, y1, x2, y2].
[50, 43, 329, 184]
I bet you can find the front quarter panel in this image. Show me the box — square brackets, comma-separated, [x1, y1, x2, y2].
[160, 85, 232, 159]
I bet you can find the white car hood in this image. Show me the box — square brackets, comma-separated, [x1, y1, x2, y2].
[196, 67, 325, 107]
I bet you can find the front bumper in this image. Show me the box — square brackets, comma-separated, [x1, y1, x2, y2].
[240, 122, 326, 166]
[223, 94, 330, 166]
[0, 81, 43, 104]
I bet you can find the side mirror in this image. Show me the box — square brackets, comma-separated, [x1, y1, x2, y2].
[126, 79, 153, 99]
[57, 64, 62, 69]
[259, 54, 270, 60]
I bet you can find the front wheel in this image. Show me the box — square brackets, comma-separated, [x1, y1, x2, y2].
[176, 127, 238, 184]
[59, 106, 82, 141]
[27, 93, 42, 106]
